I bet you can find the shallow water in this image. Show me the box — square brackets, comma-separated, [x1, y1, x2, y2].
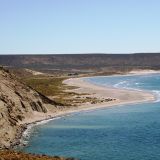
[20, 74, 160, 160]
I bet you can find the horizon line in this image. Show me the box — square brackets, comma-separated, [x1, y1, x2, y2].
[0, 52, 160, 56]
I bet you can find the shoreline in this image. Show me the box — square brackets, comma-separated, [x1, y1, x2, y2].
[14, 72, 156, 149]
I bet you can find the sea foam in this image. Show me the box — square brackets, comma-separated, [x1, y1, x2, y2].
[152, 90, 160, 102]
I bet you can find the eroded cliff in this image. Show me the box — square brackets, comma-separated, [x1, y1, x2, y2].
[0, 67, 57, 148]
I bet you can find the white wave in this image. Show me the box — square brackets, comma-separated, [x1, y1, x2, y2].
[152, 90, 160, 102]
[113, 81, 143, 92]
[19, 124, 34, 146]
[113, 81, 127, 88]
[114, 80, 141, 88]
[34, 116, 62, 126]
[19, 116, 66, 147]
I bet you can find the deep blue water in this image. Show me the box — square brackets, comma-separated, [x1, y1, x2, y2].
[20, 74, 160, 160]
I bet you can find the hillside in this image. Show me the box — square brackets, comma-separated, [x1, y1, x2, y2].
[0, 67, 58, 149]
[0, 54, 160, 74]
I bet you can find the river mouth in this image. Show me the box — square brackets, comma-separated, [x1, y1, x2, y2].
[18, 74, 160, 160]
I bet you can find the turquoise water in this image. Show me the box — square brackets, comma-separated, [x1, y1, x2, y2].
[20, 74, 160, 160]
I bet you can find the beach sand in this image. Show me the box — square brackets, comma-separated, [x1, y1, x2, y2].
[21, 74, 155, 126]
[128, 69, 160, 75]
[63, 77, 155, 108]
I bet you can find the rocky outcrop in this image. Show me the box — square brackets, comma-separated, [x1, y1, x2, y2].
[0, 67, 57, 149]
[0, 150, 76, 160]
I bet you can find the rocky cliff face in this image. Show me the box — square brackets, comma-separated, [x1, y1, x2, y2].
[0, 68, 56, 149]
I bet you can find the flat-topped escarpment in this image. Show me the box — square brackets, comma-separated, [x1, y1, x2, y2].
[0, 67, 58, 149]
[1, 53, 160, 71]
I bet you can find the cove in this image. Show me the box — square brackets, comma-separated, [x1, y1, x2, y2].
[19, 74, 160, 160]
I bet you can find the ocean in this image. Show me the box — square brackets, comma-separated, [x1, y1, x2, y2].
[19, 74, 160, 160]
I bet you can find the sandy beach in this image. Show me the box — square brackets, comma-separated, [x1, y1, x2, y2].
[63, 76, 155, 108]
[15, 72, 157, 148]
[128, 69, 160, 75]
[21, 73, 155, 125]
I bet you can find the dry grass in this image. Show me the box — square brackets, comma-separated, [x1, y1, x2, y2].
[22, 77, 82, 106]
[22, 76, 115, 107]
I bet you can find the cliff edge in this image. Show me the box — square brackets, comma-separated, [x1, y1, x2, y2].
[0, 67, 57, 149]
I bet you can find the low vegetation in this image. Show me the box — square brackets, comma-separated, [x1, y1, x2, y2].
[22, 75, 112, 107]
[22, 76, 78, 106]
[23, 77, 67, 96]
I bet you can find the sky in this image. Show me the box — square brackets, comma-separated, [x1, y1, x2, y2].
[0, 0, 160, 54]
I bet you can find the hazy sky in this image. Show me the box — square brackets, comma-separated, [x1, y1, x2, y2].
[0, 0, 160, 54]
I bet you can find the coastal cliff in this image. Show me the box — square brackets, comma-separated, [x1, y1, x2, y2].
[0, 67, 57, 149]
